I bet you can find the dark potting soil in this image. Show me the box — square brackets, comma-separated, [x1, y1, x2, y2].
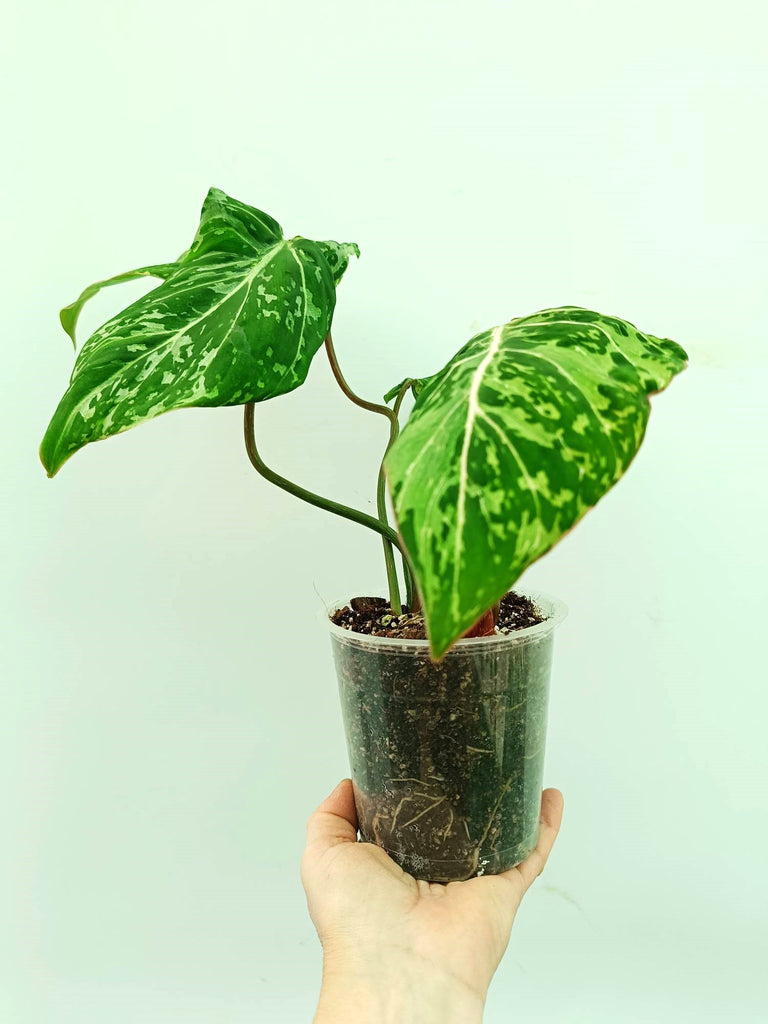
[331, 590, 546, 640]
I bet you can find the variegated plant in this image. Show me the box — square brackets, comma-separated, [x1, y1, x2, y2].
[40, 188, 358, 476]
[41, 187, 688, 658]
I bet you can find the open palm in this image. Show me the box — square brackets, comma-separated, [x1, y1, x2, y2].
[301, 779, 563, 1002]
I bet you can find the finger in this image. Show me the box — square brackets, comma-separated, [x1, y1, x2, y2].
[305, 778, 359, 852]
[501, 787, 564, 892]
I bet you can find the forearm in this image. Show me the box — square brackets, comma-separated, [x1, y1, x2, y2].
[314, 960, 485, 1024]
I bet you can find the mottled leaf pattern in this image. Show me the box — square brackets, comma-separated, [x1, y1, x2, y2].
[176, 187, 359, 279]
[384, 307, 688, 658]
[41, 189, 358, 476]
[178, 186, 283, 261]
[314, 240, 361, 285]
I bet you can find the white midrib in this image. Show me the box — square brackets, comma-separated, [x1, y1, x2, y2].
[63, 242, 287, 437]
[284, 243, 310, 383]
[452, 325, 503, 618]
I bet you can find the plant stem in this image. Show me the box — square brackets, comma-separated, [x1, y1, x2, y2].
[324, 334, 399, 423]
[382, 379, 420, 611]
[243, 404, 408, 583]
[324, 333, 409, 612]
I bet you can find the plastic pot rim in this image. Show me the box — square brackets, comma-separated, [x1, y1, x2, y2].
[323, 588, 568, 653]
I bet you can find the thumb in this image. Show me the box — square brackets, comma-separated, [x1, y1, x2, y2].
[305, 778, 359, 852]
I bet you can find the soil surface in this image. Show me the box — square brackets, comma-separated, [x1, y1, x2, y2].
[331, 591, 546, 640]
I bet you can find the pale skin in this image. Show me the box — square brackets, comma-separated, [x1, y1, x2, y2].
[301, 779, 564, 1023]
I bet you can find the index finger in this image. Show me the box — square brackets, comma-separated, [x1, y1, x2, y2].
[501, 787, 564, 892]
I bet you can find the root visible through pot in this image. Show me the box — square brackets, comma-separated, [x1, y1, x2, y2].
[354, 772, 519, 881]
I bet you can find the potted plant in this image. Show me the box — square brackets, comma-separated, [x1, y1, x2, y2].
[41, 187, 688, 882]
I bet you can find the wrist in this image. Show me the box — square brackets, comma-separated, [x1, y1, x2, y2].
[315, 952, 485, 1024]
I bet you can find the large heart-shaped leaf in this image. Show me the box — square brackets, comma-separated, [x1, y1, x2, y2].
[41, 188, 358, 476]
[384, 307, 688, 658]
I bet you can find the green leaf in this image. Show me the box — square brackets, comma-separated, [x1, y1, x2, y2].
[384, 306, 688, 659]
[178, 186, 283, 262]
[177, 189, 360, 281]
[41, 189, 358, 476]
[59, 264, 177, 347]
[315, 240, 361, 285]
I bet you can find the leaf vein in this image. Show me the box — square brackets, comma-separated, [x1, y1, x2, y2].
[453, 327, 502, 618]
[65, 244, 286, 434]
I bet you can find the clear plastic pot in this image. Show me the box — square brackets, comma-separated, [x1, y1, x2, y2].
[328, 592, 566, 882]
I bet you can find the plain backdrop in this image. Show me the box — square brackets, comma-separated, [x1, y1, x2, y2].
[2, 1, 767, 1021]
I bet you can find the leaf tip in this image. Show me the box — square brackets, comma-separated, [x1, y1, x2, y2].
[39, 443, 57, 479]
[426, 627, 456, 663]
[59, 306, 78, 348]
[204, 185, 226, 204]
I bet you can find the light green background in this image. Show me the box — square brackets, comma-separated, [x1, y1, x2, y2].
[2, 1, 767, 1021]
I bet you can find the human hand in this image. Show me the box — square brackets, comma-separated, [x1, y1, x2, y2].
[301, 779, 563, 1024]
